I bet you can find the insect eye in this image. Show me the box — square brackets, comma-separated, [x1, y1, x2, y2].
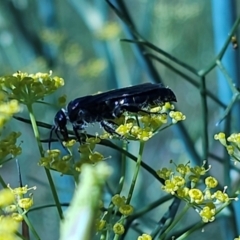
[54, 110, 67, 128]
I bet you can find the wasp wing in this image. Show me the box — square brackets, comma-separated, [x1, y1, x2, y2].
[71, 83, 175, 106]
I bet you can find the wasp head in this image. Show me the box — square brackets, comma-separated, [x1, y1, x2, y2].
[49, 109, 69, 149]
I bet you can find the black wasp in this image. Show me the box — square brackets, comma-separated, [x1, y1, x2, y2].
[49, 83, 177, 148]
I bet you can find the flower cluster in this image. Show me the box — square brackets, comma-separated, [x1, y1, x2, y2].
[75, 137, 106, 173]
[0, 71, 64, 105]
[96, 194, 134, 235]
[40, 137, 107, 175]
[157, 162, 237, 223]
[39, 149, 72, 174]
[101, 102, 185, 142]
[214, 132, 240, 163]
[0, 185, 36, 239]
[111, 194, 134, 235]
[0, 92, 21, 128]
[0, 132, 22, 164]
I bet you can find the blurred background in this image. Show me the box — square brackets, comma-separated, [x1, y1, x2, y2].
[0, 0, 240, 239]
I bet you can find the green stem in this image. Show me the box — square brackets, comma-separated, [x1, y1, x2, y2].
[159, 203, 190, 240]
[0, 174, 7, 188]
[117, 141, 127, 193]
[200, 76, 209, 163]
[20, 208, 41, 240]
[26, 104, 64, 220]
[113, 141, 145, 240]
[126, 141, 145, 204]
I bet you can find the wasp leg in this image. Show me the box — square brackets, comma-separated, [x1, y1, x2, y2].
[100, 120, 129, 143]
[113, 104, 153, 117]
[100, 120, 120, 135]
[72, 125, 84, 144]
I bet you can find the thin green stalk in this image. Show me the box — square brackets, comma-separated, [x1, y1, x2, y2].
[121, 39, 199, 76]
[26, 104, 64, 220]
[19, 208, 41, 240]
[200, 76, 209, 163]
[198, 17, 240, 77]
[126, 141, 145, 204]
[147, 53, 225, 108]
[0, 174, 7, 188]
[159, 204, 190, 240]
[117, 141, 127, 193]
[113, 141, 145, 240]
[216, 60, 238, 93]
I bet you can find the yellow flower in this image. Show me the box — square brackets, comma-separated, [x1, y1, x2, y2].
[116, 123, 133, 136]
[119, 204, 134, 216]
[4, 205, 17, 214]
[11, 213, 23, 222]
[18, 197, 33, 210]
[212, 190, 229, 203]
[176, 163, 190, 175]
[8, 184, 36, 200]
[0, 132, 22, 159]
[47, 149, 61, 158]
[89, 152, 104, 163]
[51, 160, 70, 174]
[112, 194, 126, 207]
[227, 133, 240, 145]
[188, 188, 203, 204]
[63, 139, 76, 148]
[162, 179, 178, 195]
[0, 189, 14, 207]
[96, 219, 106, 231]
[157, 168, 172, 180]
[172, 176, 185, 187]
[199, 205, 216, 223]
[0, 232, 17, 240]
[214, 132, 227, 146]
[136, 128, 153, 141]
[138, 233, 152, 240]
[205, 176, 218, 188]
[226, 145, 234, 155]
[169, 111, 186, 123]
[190, 165, 208, 176]
[177, 187, 189, 198]
[0, 216, 19, 239]
[113, 223, 125, 235]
